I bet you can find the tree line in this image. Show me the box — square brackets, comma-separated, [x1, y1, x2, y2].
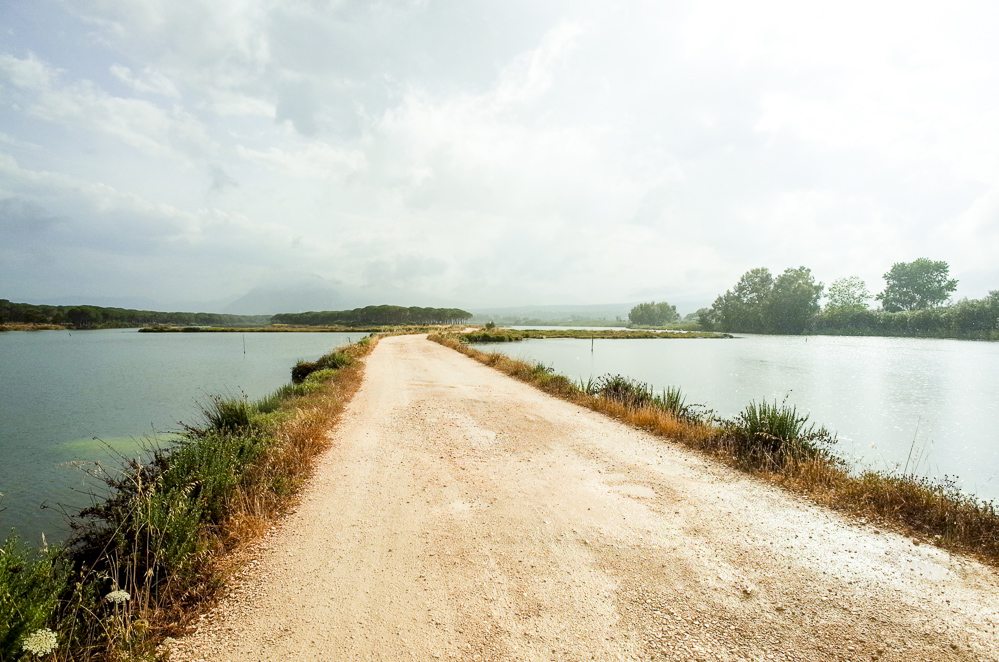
[0, 299, 269, 329]
[695, 259, 998, 340]
[271, 305, 473, 326]
[1, 300, 474, 329]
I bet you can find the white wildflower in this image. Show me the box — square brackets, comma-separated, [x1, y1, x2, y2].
[105, 589, 131, 604]
[21, 628, 58, 656]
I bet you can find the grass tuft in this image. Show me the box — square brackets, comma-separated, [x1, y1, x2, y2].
[727, 400, 837, 469]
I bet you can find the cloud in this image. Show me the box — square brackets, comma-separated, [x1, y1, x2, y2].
[1, 0, 998, 310]
[109, 64, 179, 98]
[0, 51, 58, 90]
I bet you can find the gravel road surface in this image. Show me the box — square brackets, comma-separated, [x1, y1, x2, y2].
[170, 335, 999, 661]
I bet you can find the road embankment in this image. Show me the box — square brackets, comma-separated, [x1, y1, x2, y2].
[170, 335, 998, 660]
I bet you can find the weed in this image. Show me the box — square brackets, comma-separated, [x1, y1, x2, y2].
[188, 393, 254, 436]
[0, 536, 68, 660]
[594, 374, 655, 408]
[727, 400, 837, 468]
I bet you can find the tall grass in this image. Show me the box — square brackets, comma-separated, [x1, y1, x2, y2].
[727, 400, 837, 468]
[0, 336, 375, 660]
[429, 332, 999, 565]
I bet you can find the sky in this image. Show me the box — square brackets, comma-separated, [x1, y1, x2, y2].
[1, 0, 998, 313]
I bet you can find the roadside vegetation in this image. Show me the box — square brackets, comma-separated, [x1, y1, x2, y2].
[461, 328, 729, 342]
[0, 338, 374, 661]
[430, 333, 999, 566]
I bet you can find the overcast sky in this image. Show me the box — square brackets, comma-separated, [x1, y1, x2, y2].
[2, 1, 998, 312]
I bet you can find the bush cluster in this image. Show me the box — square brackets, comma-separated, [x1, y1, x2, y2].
[291, 350, 353, 383]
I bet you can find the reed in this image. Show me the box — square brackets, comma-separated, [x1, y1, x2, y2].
[726, 399, 837, 469]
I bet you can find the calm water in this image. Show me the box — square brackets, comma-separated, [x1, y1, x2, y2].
[473, 334, 999, 501]
[0, 329, 361, 542]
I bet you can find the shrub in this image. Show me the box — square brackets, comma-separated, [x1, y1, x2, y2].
[594, 374, 655, 409]
[188, 394, 254, 436]
[304, 368, 338, 384]
[291, 350, 353, 383]
[291, 360, 317, 384]
[727, 400, 837, 468]
[0, 536, 68, 661]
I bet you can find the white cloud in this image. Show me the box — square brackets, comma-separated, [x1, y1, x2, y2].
[0, 51, 57, 90]
[109, 64, 179, 98]
[1, 0, 998, 308]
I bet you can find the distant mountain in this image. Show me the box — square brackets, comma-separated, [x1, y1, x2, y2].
[222, 274, 456, 315]
[223, 284, 362, 315]
[470, 302, 634, 323]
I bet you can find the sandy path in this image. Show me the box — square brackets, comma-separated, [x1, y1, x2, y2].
[171, 335, 998, 661]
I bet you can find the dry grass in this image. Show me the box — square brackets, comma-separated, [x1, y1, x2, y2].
[430, 333, 999, 566]
[171, 338, 373, 629]
[0, 322, 67, 331]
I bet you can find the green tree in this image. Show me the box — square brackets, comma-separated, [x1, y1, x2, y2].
[768, 267, 823, 333]
[825, 276, 871, 311]
[695, 307, 716, 331]
[708, 267, 823, 334]
[66, 307, 96, 329]
[877, 258, 957, 312]
[628, 301, 679, 326]
[709, 267, 774, 332]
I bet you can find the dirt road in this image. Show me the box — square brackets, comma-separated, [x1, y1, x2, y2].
[171, 335, 998, 661]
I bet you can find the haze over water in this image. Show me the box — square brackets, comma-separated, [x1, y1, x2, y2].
[476, 333, 999, 501]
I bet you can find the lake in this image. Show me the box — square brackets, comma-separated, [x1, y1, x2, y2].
[0, 329, 361, 543]
[474, 333, 999, 502]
